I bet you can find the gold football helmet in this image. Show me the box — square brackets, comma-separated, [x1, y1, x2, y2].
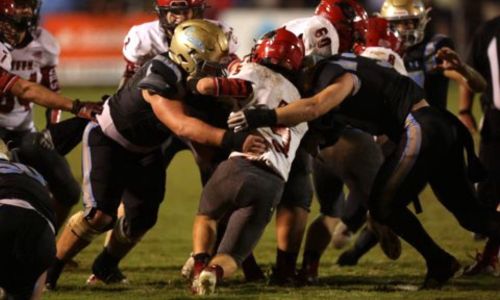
[169, 19, 229, 75]
[380, 0, 429, 47]
[0, 138, 11, 161]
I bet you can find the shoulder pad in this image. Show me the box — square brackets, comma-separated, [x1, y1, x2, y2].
[0, 42, 12, 71]
[138, 54, 185, 99]
[311, 58, 348, 94]
[123, 21, 159, 64]
[36, 27, 61, 66]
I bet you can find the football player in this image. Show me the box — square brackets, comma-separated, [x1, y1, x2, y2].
[109, 0, 253, 282]
[0, 0, 102, 228]
[459, 16, 500, 276]
[252, 10, 342, 285]
[380, 0, 486, 108]
[340, 0, 488, 265]
[0, 0, 90, 231]
[299, 16, 408, 283]
[0, 138, 56, 300]
[45, 20, 265, 290]
[119, 0, 238, 89]
[228, 50, 500, 288]
[188, 27, 308, 295]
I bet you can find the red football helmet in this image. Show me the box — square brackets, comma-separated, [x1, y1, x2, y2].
[155, 0, 207, 36]
[315, 0, 368, 53]
[354, 17, 403, 55]
[0, 0, 39, 46]
[251, 28, 305, 72]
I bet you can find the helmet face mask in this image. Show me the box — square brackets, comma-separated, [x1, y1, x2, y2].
[154, 0, 206, 37]
[380, 0, 429, 48]
[0, 0, 39, 47]
[168, 19, 229, 76]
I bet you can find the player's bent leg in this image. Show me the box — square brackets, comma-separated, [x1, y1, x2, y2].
[46, 209, 113, 290]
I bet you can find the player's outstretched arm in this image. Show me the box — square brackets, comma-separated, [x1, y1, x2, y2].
[436, 47, 487, 93]
[8, 76, 102, 120]
[228, 73, 355, 130]
[143, 89, 266, 152]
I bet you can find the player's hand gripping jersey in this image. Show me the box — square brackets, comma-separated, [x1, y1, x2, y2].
[228, 62, 308, 180]
[0, 28, 60, 131]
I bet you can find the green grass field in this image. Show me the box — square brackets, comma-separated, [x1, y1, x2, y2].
[38, 85, 500, 299]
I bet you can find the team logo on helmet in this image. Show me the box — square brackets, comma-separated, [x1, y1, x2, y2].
[251, 27, 305, 72]
[169, 19, 229, 75]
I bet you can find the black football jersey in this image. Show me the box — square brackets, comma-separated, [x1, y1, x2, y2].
[404, 34, 454, 109]
[0, 160, 55, 228]
[467, 16, 500, 111]
[306, 53, 425, 141]
[108, 53, 231, 148]
[108, 53, 181, 148]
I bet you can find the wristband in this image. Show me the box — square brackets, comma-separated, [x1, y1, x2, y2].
[246, 108, 278, 128]
[70, 99, 82, 114]
[221, 130, 249, 151]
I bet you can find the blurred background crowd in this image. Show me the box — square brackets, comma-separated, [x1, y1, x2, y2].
[39, 0, 500, 86]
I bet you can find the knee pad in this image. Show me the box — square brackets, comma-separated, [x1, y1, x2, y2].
[66, 211, 105, 242]
[113, 216, 144, 244]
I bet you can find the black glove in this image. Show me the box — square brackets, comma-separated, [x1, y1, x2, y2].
[227, 106, 277, 131]
[220, 130, 250, 152]
[71, 99, 103, 121]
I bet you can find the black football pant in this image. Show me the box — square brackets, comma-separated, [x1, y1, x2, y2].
[0, 205, 55, 300]
[368, 107, 500, 265]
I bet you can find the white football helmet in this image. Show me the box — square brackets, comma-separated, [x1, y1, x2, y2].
[284, 15, 340, 58]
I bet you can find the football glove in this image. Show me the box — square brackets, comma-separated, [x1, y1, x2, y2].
[71, 99, 103, 121]
[227, 106, 277, 131]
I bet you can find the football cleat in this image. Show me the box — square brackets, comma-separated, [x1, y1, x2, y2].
[337, 248, 360, 266]
[86, 270, 129, 286]
[331, 221, 353, 249]
[464, 252, 500, 277]
[87, 252, 129, 285]
[421, 256, 462, 290]
[181, 253, 195, 279]
[297, 262, 319, 285]
[267, 266, 300, 286]
[192, 269, 217, 295]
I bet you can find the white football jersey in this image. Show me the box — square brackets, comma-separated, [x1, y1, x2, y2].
[0, 28, 59, 131]
[122, 19, 239, 67]
[283, 16, 339, 57]
[360, 46, 408, 76]
[229, 62, 308, 180]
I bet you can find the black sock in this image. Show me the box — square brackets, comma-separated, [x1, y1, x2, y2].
[276, 249, 298, 276]
[96, 247, 120, 268]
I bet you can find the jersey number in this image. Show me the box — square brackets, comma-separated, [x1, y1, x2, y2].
[315, 27, 332, 49]
[0, 72, 36, 113]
